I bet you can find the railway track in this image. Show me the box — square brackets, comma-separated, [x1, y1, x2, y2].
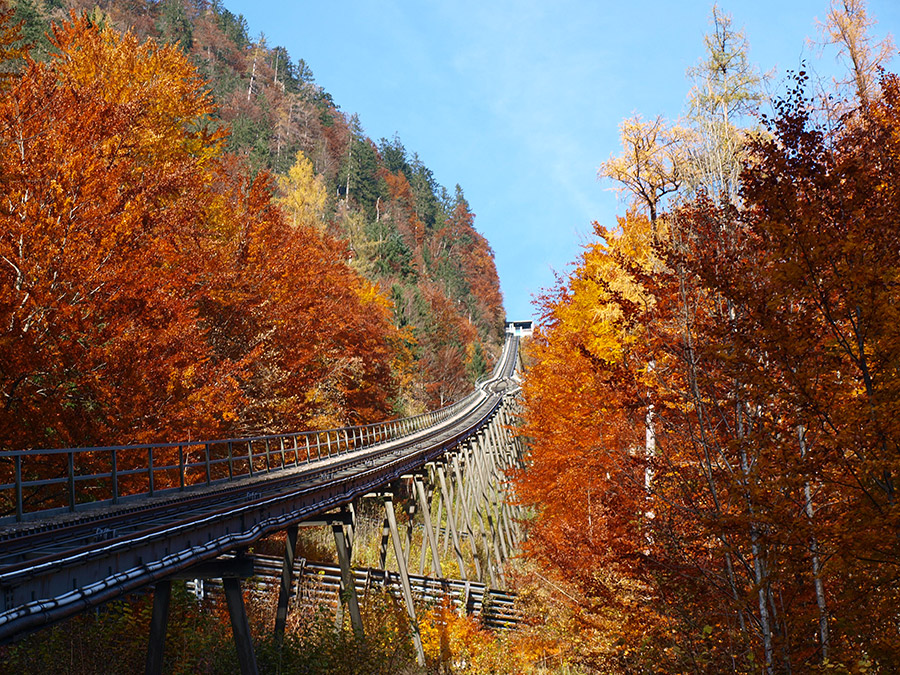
[0, 336, 520, 642]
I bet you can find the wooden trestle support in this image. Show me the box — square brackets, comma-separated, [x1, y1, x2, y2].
[143, 395, 525, 674]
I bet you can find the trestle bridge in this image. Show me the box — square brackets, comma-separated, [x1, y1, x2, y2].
[0, 334, 526, 673]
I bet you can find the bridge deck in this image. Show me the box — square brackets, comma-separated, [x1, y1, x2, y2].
[0, 336, 520, 643]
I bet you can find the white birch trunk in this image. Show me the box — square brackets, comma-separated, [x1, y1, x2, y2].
[247, 44, 258, 102]
[799, 425, 830, 661]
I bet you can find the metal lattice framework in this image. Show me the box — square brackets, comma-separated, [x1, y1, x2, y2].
[0, 334, 526, 672]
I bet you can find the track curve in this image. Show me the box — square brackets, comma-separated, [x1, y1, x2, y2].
[0, 336, 520, 642]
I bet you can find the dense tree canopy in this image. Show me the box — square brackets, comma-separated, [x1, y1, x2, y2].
[0, 12, 407, 451]
[0, 0, 506, 456]
[519, 4, 900, 672]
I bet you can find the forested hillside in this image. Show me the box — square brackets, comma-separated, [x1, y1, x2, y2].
[0, 0, 504, 452]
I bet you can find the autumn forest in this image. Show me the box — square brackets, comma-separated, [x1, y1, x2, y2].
[2, 0, 900, 673]
[0, 0, 505, 455]
[519, 2, 900, 673]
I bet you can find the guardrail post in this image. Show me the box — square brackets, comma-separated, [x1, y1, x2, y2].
[247, 441, 254, 477]
[178, 446, 185, 490]
[67, 450, 75, 512]
[148, 448, 155, 496]
[14, 455, 22, 522]
[227, 441, 234, 480]
[111, 449, 119, 505]
[204, 443, 211, 485]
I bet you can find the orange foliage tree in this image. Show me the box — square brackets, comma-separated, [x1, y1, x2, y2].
[0, 15, 398, 453]
[0, 15, 239, 449]
[519, 70, 900, 672]
[518, 211, 681, 671]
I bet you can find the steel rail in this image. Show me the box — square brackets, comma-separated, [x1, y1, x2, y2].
[0, 325, 519, 525]
[0, 383, 483, 526]
[0, 335, 517, 551]
[0, 336, 519, 642]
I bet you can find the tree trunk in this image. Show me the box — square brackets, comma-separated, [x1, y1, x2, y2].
[799, 425, 830, 661]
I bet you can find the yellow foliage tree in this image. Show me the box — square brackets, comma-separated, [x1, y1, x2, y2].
[598, 115, 682, 232]
[557, 211, 659, 366]
[278, 150, 327, 229]
[818, 0, 895, 105]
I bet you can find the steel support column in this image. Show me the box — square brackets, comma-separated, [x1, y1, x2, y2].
[403, 496, 417, 570]
[224, 577, 259, 675]
[332, 517, 365, 639]
[346, 501, 357, 560]
[436, 462, 467, 581]
[440, 457, 456, 556]
[274, 524, 299, 648]
[378, 514, 390, 570]
[451, 452, 483, 582]
[145, 580, 171, 675]
[468, 436, 497, 587]
[431, 464, 445, 555]
[414, 473, 443, 578]
[484, 421, 512, 562]
[474, 432, 505, 586]
[384, 493, 425, 666]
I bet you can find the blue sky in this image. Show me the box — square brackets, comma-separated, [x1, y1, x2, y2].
[225, 0, 898, 321]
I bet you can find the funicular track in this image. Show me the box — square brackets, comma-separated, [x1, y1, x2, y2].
[0, 335, 523, 649]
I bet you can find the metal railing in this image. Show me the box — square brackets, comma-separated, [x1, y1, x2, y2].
[0, 389, 486, 525]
